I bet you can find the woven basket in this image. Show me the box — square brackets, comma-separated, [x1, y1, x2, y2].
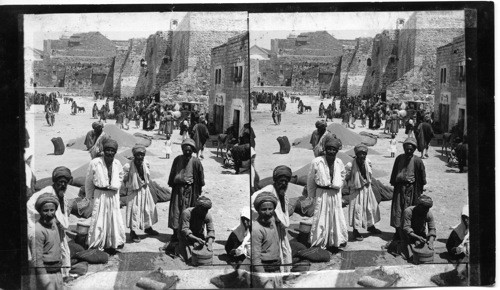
[192, 246, 213, 266]
[412, 245, 434, 264]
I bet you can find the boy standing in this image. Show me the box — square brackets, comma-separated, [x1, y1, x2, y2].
[33, 193, 64, 290]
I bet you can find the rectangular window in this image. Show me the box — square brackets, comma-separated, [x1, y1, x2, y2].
[458, 62, 465, 82]
[215, 68, 222, 85]
[233, 65, 243, 83]
[440, 67, 447, 84]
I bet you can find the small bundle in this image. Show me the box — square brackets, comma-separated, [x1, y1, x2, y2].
[136, 268, 179, 290]
[357, 267, 401, 288]
[277, 136, 291, 154]
[51, 137, 65, 155]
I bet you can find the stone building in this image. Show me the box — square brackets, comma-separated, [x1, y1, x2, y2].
[209, 32, 249, 135]
[386, 11, 465, 103]
[33, 31, 116, 95]
[434, 34, 466, 133]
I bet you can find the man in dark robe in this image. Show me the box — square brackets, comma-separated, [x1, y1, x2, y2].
[389, 137, 426, 242]
[416, 116, 434, 159]
[84, 121, 104, 150]
[191, 116, 210, 159]
[92, 103, 99, 119]
[167, 138, 205, 244]
[239, 123, 256, 148]
[401, 195, 436, 260]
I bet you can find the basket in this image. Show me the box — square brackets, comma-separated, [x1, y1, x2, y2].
[192, 246, 213, 266]
[76, 222, 90, 235]
[412, 244, 434, 264]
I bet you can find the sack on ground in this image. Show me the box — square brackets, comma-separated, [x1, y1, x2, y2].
[297, 246, 331, 262]
[74, 248, 109, 264]
[69, 261, 88, 276]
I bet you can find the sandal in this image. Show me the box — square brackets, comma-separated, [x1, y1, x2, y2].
[145, 227, 159, 236]
[353, 230, 364, 241]
[130, 231, 141, 243]
[368, 226, 382, 234]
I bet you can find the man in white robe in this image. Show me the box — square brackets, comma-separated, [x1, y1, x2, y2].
[251, 165, 293, 273]
[345, 144, 381, 241]
[27, 167, 73, 280]
[85, 139, 126, 251]
[307, 134, 348, 249]
[122, 145, 159, 243]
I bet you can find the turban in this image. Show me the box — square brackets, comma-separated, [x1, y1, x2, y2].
[103, 139, 118, 151]
[181, 138, 197, 152]
[253, 191, 278, 210]
[272, 165, 292, 181]
[403, 137, 417, 148]
[417, 195, 433, 208]
[196, 196, 212, 209]
[354, 144, 368, 154]
[35, 192, 59, 213]
[132, 144, 146, 155]
[324, 134, 342, 150]
[92, 121, 103, 130]
[52, 166, 72, 183]
[315, 120, 327, 129]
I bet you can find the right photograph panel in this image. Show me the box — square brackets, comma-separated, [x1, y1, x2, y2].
[249, 11, 469, 288]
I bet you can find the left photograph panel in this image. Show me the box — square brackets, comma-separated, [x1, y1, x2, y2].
[23, 11, 252, 289]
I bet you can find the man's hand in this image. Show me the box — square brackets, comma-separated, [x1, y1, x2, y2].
[428, 240, 434, 250]
[207, 242, 213, 252]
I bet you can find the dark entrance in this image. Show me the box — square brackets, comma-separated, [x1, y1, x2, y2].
[232, 109, 240, 139]
[439, 103, 450, 133]
[213, 104, 224, 134]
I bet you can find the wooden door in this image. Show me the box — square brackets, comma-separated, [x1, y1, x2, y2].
[213, 104, 224, 134]
[439, 103, 449, 132]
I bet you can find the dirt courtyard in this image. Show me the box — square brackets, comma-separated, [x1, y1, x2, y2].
[25, 93, 468, 288]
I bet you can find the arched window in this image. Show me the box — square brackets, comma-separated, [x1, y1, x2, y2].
[367, 58, 372, 66]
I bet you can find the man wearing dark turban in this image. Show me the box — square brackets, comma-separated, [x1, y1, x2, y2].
[166, 138, 205, 248]
[401, 195, 436, 260]
[122, 145, 159, 243]
[310, 121, 337, 157]
[86, 138, 126, 251]
[27, 166, 73, 280]
[177, 196, 215, 263]
[415, 115, 434, 159]
[389, 137, 427, 245]
[307, 133, 348, 249]
[84, 121, 104, 150]
[33, 193, 64, 289]
[251, 191, 283, 288]
[345, 144, 381, 241]
[251, 165, 293, 272]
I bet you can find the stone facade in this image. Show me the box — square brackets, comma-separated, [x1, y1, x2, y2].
[387, 11, 465, 103]
[209, 32, 249, 135]
[271, 31, 343, 57]
[434, 34, 466, 133]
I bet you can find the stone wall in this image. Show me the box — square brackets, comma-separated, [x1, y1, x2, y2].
[112, 47, 130, 97]
[434, 34, 466, 132]
[209, 32, 249, 134]
[346, 37, 373, 97]
[117, 38, 147, 98]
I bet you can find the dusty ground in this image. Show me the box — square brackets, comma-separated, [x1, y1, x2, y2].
[27, 96, 248, 289]
[252, 95, 468, 286]
[25, 93, 468, 288]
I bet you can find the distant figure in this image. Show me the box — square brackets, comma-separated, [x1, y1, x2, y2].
[416, 116, 434, 159]
[92, 103, 99, 119]
[191, 116, 210, 159]
[319, 102, 325, 118]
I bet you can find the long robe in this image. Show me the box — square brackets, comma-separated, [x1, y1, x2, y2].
[167, 155, 205, 230]
[251, 184, 292, 273]
[84, 130, 98, 150]
[345, 157, 380, 229]
[85, 157, 125, 250]
[27, 186, 71, 277]
[389, 154, 426, 228]
[307, 156, 348, 248]
[192, 123, 209, 152]
[122, 159, 158, 231]
[416, 122, 434, 152]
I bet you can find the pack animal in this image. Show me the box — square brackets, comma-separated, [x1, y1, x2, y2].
[304, 105, 312, 112]
[216, 133, 236, 158]
[77, 106, 86, 113]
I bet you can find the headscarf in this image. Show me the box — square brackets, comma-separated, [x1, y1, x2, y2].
[354, 144, 368, 154]
[315, 120, 327, 129]
[35, 192, 60, 213]
[417, 195, 433, 208]
[324, 134, 342, 150]
[233, 206, 251, 241]
[195, 196, 212, 209]
[452, 204, 469, 241]
[132, 144, 146, 155]
[92, 121, 104, 130]
[103, 139, 118, 151]
[181, 138, 197, 152]
[403, 137, 417, 148]
[199, 115, 205, 123]
[272, 165, 292, 181]
[253, 191, 278, 210]
[52, 166, 72, 183]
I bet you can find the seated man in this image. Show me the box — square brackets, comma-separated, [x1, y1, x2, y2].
[177, 196, 215, 263]
[225, 206, 251, 263]
[401, 195, 436, 260]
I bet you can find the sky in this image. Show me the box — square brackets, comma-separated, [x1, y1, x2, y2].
[249, 11, 414, 49]
[24, 12, 187, 50]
